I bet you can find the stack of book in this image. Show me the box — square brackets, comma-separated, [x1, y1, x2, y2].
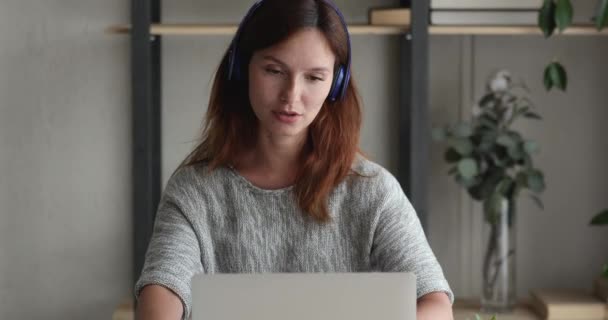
[430, 0, 541, 26]
[529, 288, 607, 319]
[429, 0, 597, 26]
[368, 7, 411, 26]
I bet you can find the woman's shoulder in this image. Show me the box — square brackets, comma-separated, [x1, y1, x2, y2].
[348, 155, 402, 191]
[164, 161, 228, 194]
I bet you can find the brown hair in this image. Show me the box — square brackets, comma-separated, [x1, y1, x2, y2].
[179, 0, 363, 222]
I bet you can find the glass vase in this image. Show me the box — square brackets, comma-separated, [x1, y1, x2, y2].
[481, 196, 517, 313]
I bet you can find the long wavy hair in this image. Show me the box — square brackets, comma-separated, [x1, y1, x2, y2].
[179, 0, 363, 222]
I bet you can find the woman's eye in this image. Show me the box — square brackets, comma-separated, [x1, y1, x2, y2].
[307, 75, 324, 82]
[265, 68, 282, 75]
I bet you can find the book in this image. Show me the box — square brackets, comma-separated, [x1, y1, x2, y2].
[369, 8, 411, 26]
[529, 289, 606, 319]
[431, 0, 543, 9]
[112, 299, 134, 320]
[430, 0, 599, 25]
[595, 278, 608, 302]
[430, 10, 538, 25]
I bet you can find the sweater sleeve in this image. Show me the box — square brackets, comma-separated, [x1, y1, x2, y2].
[370, 170, 454, 304]
[134, 168, 204, 320]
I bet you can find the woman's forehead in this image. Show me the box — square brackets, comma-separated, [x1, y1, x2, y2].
[253, 28, 336, 70]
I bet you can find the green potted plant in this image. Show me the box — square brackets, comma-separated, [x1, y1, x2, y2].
[433, 70, 546, 313]
[538, 0, 608, 91]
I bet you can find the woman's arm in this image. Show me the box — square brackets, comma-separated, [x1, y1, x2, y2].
[134, 167, 204, 319]
[136, 285, 184, 320]
[417, 292, 454, 320]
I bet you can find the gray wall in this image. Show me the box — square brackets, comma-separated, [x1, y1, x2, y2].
[1, 0, 607, 319]
[0, 1, 131, 319]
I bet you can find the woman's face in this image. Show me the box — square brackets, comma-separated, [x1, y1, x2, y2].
[248, 28, 336, 141]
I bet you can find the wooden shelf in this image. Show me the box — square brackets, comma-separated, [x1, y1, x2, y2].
[107, 23, 409, 36]
[107, 23, 608, 36]
[430, 25, 608, 35]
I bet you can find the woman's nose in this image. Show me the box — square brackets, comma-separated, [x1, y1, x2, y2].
[280, 76, 301, 104]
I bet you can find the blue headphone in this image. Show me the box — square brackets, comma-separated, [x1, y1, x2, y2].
[226, 0, 352, 102]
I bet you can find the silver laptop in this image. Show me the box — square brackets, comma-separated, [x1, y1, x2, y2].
[191, 272, 416, 320]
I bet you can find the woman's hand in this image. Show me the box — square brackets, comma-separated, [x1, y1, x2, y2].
[136, 285, 184, 320]
[416, 291, 454, 320]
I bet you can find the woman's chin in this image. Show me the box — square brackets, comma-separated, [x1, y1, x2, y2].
[262, 125, 307, 140]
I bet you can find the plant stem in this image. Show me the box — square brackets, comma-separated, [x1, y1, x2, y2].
[483, 224, 498, 298]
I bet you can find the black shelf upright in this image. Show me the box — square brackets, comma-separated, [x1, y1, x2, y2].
[398, 0, 430, 230]
[131, 0, 162, 290]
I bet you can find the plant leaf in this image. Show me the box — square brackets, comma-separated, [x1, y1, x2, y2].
[556, 0, 574, 32]
[544, 63, 554, 90]
[458, 158, 479, 179]
[508, 145, 525, 160]
[539, 0, 557, 37]
[595, 0, 608, 30]
[479, 115, 498, 129]
[555, 62, 568, 90]
[527, 169, 546, 193]
[590, 209, 608, 225]
[524, 140, 540, 154]
[496, 177, 514, 195]
[516, 171, 528, 187]
[448, 138, 474, 156]
[445, 148, 461, 163]
[469, 168, 505, 201]
[602, 264, 608, 278]
[530, 194, 545, 209]
[479, 93, 496, 107]
[546, 61, 568, 91]
[524, 111, 543, 120]
[497, 134, 516, 148]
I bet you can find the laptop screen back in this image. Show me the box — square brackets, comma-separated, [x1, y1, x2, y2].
[191, 272, 416, 320]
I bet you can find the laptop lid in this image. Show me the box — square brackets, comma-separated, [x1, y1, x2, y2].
[191, 272, 416, 320]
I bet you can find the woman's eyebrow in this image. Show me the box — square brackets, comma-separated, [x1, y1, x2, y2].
[261, 55, 330, 73]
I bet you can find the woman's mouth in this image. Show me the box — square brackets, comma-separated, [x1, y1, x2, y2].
[272, 110, 301, 124]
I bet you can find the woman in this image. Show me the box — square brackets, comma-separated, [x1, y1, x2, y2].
[135, 0, 454, 319]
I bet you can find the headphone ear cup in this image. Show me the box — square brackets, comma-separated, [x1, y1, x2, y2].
[227, 47, 244, 81]
[328, 65, 345, 102]
[233, 56, 242, 81]
[227, 48, 236, 80]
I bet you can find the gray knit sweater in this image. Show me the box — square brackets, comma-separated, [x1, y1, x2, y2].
[135, 158, 453, 319]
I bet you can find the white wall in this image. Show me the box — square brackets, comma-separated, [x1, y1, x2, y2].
[0, 1, 131, 319]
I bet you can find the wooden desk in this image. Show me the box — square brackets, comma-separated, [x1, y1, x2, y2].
[453, 299, 540, 320]
[112, 299, 133, 320]
[112, 298, 540, 320]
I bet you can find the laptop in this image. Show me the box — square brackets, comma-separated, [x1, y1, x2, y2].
[191, 272, 416, 320]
